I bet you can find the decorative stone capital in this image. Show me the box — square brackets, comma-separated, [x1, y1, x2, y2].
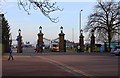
[38, 33, 44, 36]
[59, 32, 65, 36]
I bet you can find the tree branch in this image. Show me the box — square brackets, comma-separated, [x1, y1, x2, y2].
[17, 0, 63, 23]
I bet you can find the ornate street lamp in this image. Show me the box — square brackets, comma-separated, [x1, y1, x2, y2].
[18, 29, 21, 35]
[39, 26, 42, 33]
[60, 26, 63, 33]
[80, 29, 83, 34]
[91, 29, 94, 35]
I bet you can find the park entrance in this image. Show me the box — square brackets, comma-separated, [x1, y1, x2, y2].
[13, 26, 66, 54]
[36, 26, 66, 53]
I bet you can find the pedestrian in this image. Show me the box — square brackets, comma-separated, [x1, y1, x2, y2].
[100, 47, 103, 53]
[8, 46, 14, 60]
[34, 44, 39, 53]
[88, 47, 90, 53]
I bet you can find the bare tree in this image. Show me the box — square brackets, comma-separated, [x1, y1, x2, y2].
[17, 0, 63, 23]
[85, 0, 120, 52]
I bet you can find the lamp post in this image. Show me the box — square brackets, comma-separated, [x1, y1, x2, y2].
[91, 29, 94, 35]
[80, 10, 83, 35]
[80, 29, 83, 34]
[118, 26, 120, 45]
[39, 26, 42, 33]
[60, 26, 63, 33]
[18, 29, 21, 34]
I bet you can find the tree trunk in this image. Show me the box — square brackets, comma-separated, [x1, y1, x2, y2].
[108, 31, 112, 52]
[108, 38, 111, 52]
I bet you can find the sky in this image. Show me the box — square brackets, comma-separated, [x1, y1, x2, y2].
[1, 0, 103, 45]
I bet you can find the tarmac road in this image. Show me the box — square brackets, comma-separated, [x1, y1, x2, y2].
[2, 56, 76, 76]
[2, 47, 119, 78]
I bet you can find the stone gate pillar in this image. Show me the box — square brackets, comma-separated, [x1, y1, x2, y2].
[64, 40, 66, 52]
[59, 26, 65, 52]
[79, 30, 84, 52]
[37, 26, 44, 46]
[17, 29, 22, 53]
[90, 30, 95, 52]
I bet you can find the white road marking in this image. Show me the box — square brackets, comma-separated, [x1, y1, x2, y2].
[37, 56, 93, 76]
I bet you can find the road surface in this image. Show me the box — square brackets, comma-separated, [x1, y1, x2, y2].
[2, 47, 119, 78]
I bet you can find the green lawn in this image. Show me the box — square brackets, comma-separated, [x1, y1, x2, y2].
[66, 48, 76, 52]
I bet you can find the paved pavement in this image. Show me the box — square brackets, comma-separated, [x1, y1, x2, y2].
[2, 47, 120, 78]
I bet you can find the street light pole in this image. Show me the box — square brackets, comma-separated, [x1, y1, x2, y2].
[80, 10, 83, 35]
[118, 26, 120, 45]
